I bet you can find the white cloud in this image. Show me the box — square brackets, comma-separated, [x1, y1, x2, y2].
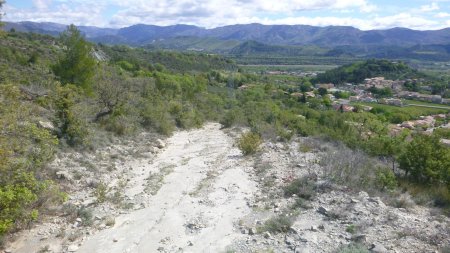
[2, 0, 448, 30]
[4, 1, 108, 26]
[253, 13, 440, 30]
[435, 12, 450, 18]
[419, 2, 439, 12]
[107, 0, 378, 28]
[32, 0, 52, 10]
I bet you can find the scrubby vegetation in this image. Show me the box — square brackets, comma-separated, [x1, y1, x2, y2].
[237, 132, 262, 155]
[0, 21, 449, 241]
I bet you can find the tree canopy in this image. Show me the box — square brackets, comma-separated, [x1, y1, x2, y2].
[52, 24, 96, 92]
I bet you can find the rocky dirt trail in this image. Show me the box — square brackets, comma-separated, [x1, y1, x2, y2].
[76, 123, 256, 253]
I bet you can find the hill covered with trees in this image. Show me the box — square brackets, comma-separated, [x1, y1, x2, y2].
[312, 59, 426, 84]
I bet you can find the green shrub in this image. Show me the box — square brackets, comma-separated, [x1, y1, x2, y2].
[237, 132, 262, 155]
[175, 109, 204, 129]
[140, 101, 175, 136]
[399, 135, 450, 186]
[0, 85, 62, 236]
[345, 224, 356, 234]
[432, 186, 450, 209]
[53, 85, 88, 146]
[284, 176, 317, 200]
[276, 125, 294, 142]
[221, 110, 238, 128]
[440, 245, 450, 253]
[103, 114, 137, 136]
[375, 168, 397, 191]
[335, 244, 369, 253]
[260, 215, 294, 233]
[77, 207, 93, 226]
[94, 182, 109, 203]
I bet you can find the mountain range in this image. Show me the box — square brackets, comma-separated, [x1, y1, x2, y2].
[5, 21, 450, 47]
[4, 21, 450, 62]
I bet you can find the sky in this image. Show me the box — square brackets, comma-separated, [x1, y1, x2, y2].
[3, 0, 450, 30]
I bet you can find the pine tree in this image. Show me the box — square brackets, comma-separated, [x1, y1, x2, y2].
[52, 24, 96, 92]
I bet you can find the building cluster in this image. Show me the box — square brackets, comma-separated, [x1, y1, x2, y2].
[390, 114, 448, 133]
[360, 77, 404, 92]
[314, 76, 449, 108]
[398, 91, 446, 104]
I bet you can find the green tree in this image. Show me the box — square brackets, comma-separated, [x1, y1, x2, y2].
[52, 24, 96, 92]
[399, 135, 450, 185]
[318, 87, 328, 96]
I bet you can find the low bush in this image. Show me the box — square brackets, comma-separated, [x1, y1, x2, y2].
[284, 176, 317, 200]
[237, 132, 262, 155]
[375, 168, 397, 191]
[335, 244, 369, 253]
[260, 215, 294, 233]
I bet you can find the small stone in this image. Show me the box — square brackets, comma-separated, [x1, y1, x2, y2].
[368, 197, 386, 207]
[264, 232, 272, 239]
[295, 248, 311, 253]
[187, 241, 194, 246]
[156, 139, 166, 149]
[370, 243, 388, 253]
[241, 229, 248, 234]
[352, 234, 367, 243]
[68, 244, 79, 252]
[56, 171, 72, 181]
[318, 224, 325, 230]
[310, 225, 318, 232]
[285, 236, 295, 246]
[358, 191, 369, 199]
[113, 238, 118, 242]
[38, 120, 55, 131]
[76, 218, 82, 222]
[317, 206, 329, 216]
[249, 228, 257, 235]
[350, 198, 359, 203]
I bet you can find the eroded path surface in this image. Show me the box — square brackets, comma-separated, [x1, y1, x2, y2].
[76, 123, 256, 253]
